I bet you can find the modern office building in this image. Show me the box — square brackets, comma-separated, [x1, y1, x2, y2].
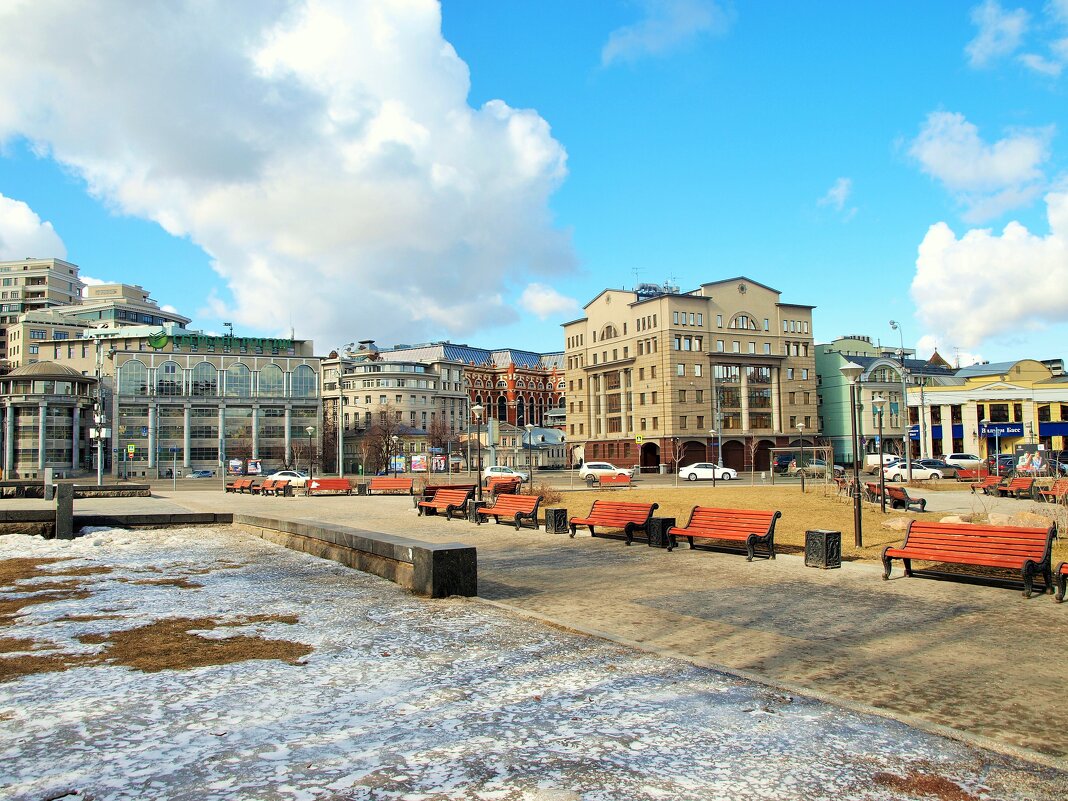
[814, 335, 956, 463]
[562, 278, 819, 472]
[36, 323, 320, 478]
[0, 258, 84, 365]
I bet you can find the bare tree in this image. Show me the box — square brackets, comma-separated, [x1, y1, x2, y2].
[364, 404, 403, 474]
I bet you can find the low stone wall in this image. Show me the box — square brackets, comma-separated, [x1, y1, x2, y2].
[233, 514, 477, 599]
[0, 482, 151, 499]
[0, 511, 233, 537]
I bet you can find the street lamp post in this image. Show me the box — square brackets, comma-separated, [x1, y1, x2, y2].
[525, 422, 535, 493]
[889, 320, 912, 480]
[472, 404, 484, 501]
[981, 418, 1000, 475]
[305, 425, 315, 496]
[872, 397, 886, 514]
[841, 362, 864, 548]
[708, 429, 717, 488]
[798, 423, 806, 493]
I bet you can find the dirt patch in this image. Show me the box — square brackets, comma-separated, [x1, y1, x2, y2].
[78, 615, 311, 672]
[873, 770, 979, 801]
[0, 557, 73, 586]
[0, 590, 93, 626]
[0, 650, 99, 683]
[58, 614, 126, 622]
[0, 635, 41, 653]
[124, 577, 203, 590]
[220, 614, 300, 626]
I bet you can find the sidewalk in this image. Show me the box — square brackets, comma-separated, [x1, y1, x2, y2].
[8, 487, 1067, 768]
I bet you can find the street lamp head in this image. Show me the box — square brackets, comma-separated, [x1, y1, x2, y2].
[871, 398, 884, 415]
[305, 426, 315, 435]
[708, 429, 716, 436]
[471, 404, 483, 421]
[840, 361, 863, 383]
[889, 319, 898, 330]
[798, 423, 805, 432]
[980, 418, 990, 425]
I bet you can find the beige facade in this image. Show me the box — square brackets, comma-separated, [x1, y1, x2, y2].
[0, 258, 84, 364]
[563, 278, 818, 472]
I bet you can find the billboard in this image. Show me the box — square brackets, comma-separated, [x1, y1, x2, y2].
[411, 454, 428, 473]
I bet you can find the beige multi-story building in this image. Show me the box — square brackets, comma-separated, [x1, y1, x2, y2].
[0, 258, 84, 364]
[563, 277, 818, 473]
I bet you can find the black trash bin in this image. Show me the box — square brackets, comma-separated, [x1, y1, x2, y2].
[805, 529, 842, 569]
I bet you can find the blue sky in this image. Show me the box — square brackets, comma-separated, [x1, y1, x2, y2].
[1, 1, 1067, 365]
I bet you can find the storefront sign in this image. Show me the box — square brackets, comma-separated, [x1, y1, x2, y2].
[147, 330, 294, 352]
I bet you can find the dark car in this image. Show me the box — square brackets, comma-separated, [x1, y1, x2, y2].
[917, 458, 959, 477]
[985, 454, 1016, 476]
[774, 454, 796, 473]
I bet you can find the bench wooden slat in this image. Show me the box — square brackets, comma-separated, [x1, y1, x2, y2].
[666, 506, 781, 560]
[569, 499, 658, 545]
[478, 493, 542, 530]
[307, 478, 352, 495]
[881, 520, 1056, 597]
[367, 477, 414, 495]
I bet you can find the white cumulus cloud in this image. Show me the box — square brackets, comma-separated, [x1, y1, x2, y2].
[909, 111, 1053, 221]
[965, 0, 1029, 67]
[0, 0, 574, 348]
[0, 193, 67, 260]
[601, 0, 732, 66]
[519, 283, 579, 321]
[911, 191, 1068, 350]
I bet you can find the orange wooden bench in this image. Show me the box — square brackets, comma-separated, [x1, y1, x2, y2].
[225, 478, 254, 493]
[996, 477, 1035, 500]
[486, 476, 522, 496]
[421, 483, 477, 500]
[587, 473, 632, 489]
[955, 466, 988, 482]
[1055, 561, 1067, 603]
[259, 479, 290, 497]
[417, 487, 474, 520]
[251, 479, 276, 495]
[969, 476, 1004, 495]
[881, 520, 1057, 598]
[667, 507, 782, 560]
[863, 482, 884, 504]
[886, 485, 926, 512]
[1038, 478, 1068, 503]
[367, 476, 414, 495]
[477, 493, 541, 530]
[568, 500, 658, 545]
[307, 477, 353, 495]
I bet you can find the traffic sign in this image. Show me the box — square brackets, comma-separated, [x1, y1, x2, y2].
[126, 444, 136, 456]
[635, 435, 644, 444]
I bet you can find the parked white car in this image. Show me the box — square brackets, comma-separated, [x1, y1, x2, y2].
[265, 469, 310, 487]
[481, 465, 529, 482]
[944, 453, 983, 469]
[678, 462, 737, 482]
[578, 462, 635, 481]
[883, 463, 943, 481]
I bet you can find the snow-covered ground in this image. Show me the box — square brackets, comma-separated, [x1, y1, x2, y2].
[1, 527, 1064, 801]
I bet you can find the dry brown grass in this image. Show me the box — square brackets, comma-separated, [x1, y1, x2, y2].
[124, 577, 204, 589]
[0, 613, 311, 681]
[78, 615, 311, 672]
[562, 483, 1068, 564]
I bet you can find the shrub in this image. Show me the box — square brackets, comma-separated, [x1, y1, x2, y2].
[530, 480, 562, 506]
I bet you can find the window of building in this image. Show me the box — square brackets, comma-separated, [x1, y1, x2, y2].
[732, 341, 739, 352]
[292, 365, 318, 398]
[224, 363, 252, 397]
[786, 367, 794, 380]
[651, 417, 658, 429]
[673, 311, 679, 324]
[676, 363, 685, 376]
[716, 340, 724, 351]
[679, 389, 686, 403]
[679, 416, 687, 429]
[259, 364, 284, 397]
[801, 369, 808, 380]
[696, 313, 703, 326]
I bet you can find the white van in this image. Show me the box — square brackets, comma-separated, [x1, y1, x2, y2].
[864, 453, 900, 474]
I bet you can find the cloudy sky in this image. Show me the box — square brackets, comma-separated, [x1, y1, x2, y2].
[1, 0, 1066, 364]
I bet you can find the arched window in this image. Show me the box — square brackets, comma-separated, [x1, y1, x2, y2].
[191, 362, 218, 396]
[292, 364, 317, 397]
[225, 363, 252, 397]
[156, 361, 182, 396]
[118, 360, 148, 396]
[496, 396, 508, 421]
[600, 324, 618, 340]
[259, 364, 284, 397]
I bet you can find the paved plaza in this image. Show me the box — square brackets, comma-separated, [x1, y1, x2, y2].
[1, 482, 1066, 799]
